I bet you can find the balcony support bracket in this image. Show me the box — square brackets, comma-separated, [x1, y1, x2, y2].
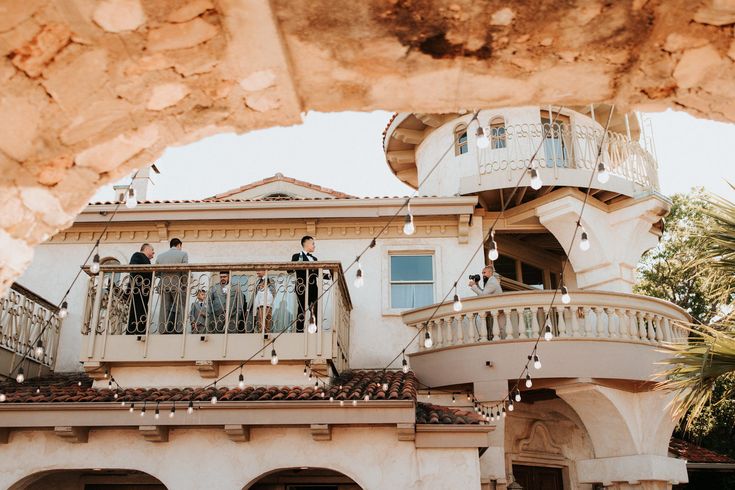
[196, 360, 219, 379]
[0, 428, 9, 444]
[83, 361, 108, 380]
[310, 424, 331, 441]
[397, 423, 416, 441]
[224, 424, 250, 442]
[54, 426, 89, 443]
[139, 425, 169, 443]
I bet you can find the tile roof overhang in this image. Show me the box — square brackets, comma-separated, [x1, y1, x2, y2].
[669, 438, 735, 470]
[208, 173, 354, 200]
[0, 371, 487, 441]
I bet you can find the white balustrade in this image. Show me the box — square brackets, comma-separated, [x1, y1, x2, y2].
[403, 290, 690, 351]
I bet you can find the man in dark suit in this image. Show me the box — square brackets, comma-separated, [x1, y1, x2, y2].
[127, 243, 155, 334]
[291, 236, 324, 333]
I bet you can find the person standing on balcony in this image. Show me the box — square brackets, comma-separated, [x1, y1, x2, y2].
[250, 270, 276, 337]
[291, 236, 322, 333]
[208, 271, 247, 333]
[156, 238, 188, 334]
[468, 264, 503, 296]
[127, 243, 154, 334]
[189, 289, 208, 334]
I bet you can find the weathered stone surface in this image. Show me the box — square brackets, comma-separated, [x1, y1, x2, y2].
[166, 0, 215, 23]
[146, 18, 218, 52]
[673, 44, 723, 89]
[9, 23, 71, 77]
[1, 0, 735, 291]
[92, 0, 146, 33]
[146, 83, 190, 110]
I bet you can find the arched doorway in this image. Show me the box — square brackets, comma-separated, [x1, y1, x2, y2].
[10, 469, 166, 490]
[245, 467, 362, 490]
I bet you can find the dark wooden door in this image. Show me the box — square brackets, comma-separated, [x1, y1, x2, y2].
[512, 464, 564, 490]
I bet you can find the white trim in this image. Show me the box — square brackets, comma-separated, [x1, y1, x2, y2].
[381, 245, 442, 316]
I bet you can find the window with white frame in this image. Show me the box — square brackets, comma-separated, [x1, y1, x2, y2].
[454, 124, 468, 156]
[489, 117, 507, 149]
[389, 254, 434, 309]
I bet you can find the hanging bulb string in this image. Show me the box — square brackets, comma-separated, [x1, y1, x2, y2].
[7, 170, 141, 381]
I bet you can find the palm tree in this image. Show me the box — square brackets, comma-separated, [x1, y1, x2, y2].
[658, 185, 735, 425]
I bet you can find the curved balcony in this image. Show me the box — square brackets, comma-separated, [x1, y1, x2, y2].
[401, 291, 688, 388]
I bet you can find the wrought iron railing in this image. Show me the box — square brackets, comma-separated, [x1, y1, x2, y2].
[0, 283, 62, 371]
[478, 122, 660, 191]
[81, 262, 352, 371]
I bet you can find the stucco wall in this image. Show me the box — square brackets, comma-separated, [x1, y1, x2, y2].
[0, 427, 481, 490]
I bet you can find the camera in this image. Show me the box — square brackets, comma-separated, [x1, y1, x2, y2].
[469, 274, 481, 283]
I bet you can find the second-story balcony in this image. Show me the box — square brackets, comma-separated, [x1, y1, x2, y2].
[0, 283, 62, 380]
[81, 262, 351, 377]
[402, 290, 689, 388]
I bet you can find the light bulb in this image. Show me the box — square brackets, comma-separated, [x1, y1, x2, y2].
[452, 294, 463, 312]
[544, 323, 553, 341]
[140, 407, 146, 417]
[154, 408, 160, 419]
[533, 355, 542, 370]
[488, 240, 499, 261]
[120, 400, 125, 407]
[561, 286, 571, 304]
[530, 168, 543, 190]
[90, 254, 100, 274]
[424, 331, 433, 349]
[363, 394, 369, 401]
[238, 373, 245, 390]
[210, 395, 218, 405]
[187, 401, 194, 414]
[597, 162, 610, 184]
[352, 399, 357, 406]
[508, 401, 514, 412]
[34, 341, 44, 357]
[169, 407, 175, 418]
[125, 188, 137, 209]
[579, 231, 590, 251]
[329, 396, 334, 402]
[427, 389, 431, 399]
[403, 214, 415, 235]
[382, 382, 389, 391]
[16, 368, 24, 384]
[303, 367, 308, 376]
[502, 407, 507, 418]
[514, 390, 521, 402]
[476, 126, 490, 149]
[129, 404, 134, 413]
[0, 393, 5, 402]
[307, 316, 317, 334]
[452, 394, 456, 403]
[59, 301, 68, 319]
[354, 266, 364, 288]
[525, 374, 533, 388]
[270, 348, 279, 365]
[402, 358, 409, 374]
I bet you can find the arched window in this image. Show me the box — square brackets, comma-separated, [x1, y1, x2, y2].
[261, 192, 295, 200]
[454, 124, 468, 156]
[100, 257, 122, 286]
[489, 117, 507, 149]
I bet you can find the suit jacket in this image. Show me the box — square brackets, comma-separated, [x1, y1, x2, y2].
[156, 247, 189, 289]
[189, 300, 207, 329]
[129, 251, 152, 288]
[470, 273, 503, 296]
[291, 252, 319, 298]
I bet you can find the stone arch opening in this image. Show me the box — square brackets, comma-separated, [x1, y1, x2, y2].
[9, 468, 167, 490]
[243, 467, 363, 490]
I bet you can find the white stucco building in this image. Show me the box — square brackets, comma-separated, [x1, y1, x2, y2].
[0, 107, 696, 489]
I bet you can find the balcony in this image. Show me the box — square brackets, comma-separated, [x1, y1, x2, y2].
[81, 262, 351, 376]
[468, 122, 660, 204]
[0, 283, 62, 379]
[402, 290, 689, 388]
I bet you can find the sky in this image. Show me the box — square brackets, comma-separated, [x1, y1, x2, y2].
[93, 109, 734, 202]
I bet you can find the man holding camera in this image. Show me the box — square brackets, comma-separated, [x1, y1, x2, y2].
[468, 264, 503, 296]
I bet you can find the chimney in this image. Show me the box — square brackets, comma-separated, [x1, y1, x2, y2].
[131, 166, 151, 202]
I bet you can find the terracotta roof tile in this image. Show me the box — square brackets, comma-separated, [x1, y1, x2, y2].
[209, 173, 354, 200]
[669, 438, 735, 464]
[416, 402, 483, 425]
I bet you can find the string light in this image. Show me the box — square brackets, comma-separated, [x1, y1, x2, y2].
[561, 286, 571, 304]
[452, 291, 463, 312]
[427, 388, 431, 399]
[508, 400, 514, 412]
[424, 330, 433, 349]
[452, 394, 456, 404]
[476, 126, 489, 149]
[303, 366, 308, 376]
[114, 392, 118, 399]
[0, 393, 5, 402]
[382, 382, 389, 391]
[544, 321, 553, 342]
[307, 313, 317, 334]
[339, 400, 344, 407]
[58, 301, 68, 319]
[402, 351, 409, 374]
[211, 383, 218, 404]
[270, 348, 279, 365]
[579, 229, 590, 251]
[363, 394, 369, 401]
[34, 340, 44, 357]
[15, 367, 24, 384]
[140, 403, 146, 417]
[533, 354, 542, 370]
[238, 371, 245, 390]
[597, 162, 610, 184]
[154, 403, 160, 419]
[403, 204, 415, 235]
[169, 403, 176, 418]
[488, 239, 499, 261]
[352, 399, 357, 406]
[514, 390, 521, 402]
[129, 402, 135, 413]
[354, 263, 364, 288]
[525, 373, 533, 388]
[187, 401, 194, 414]
[125, 187, 137, 209]
[502, 406, 507, 418]
[529, 168, 543, 190]
[90, 254, 100, 274]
